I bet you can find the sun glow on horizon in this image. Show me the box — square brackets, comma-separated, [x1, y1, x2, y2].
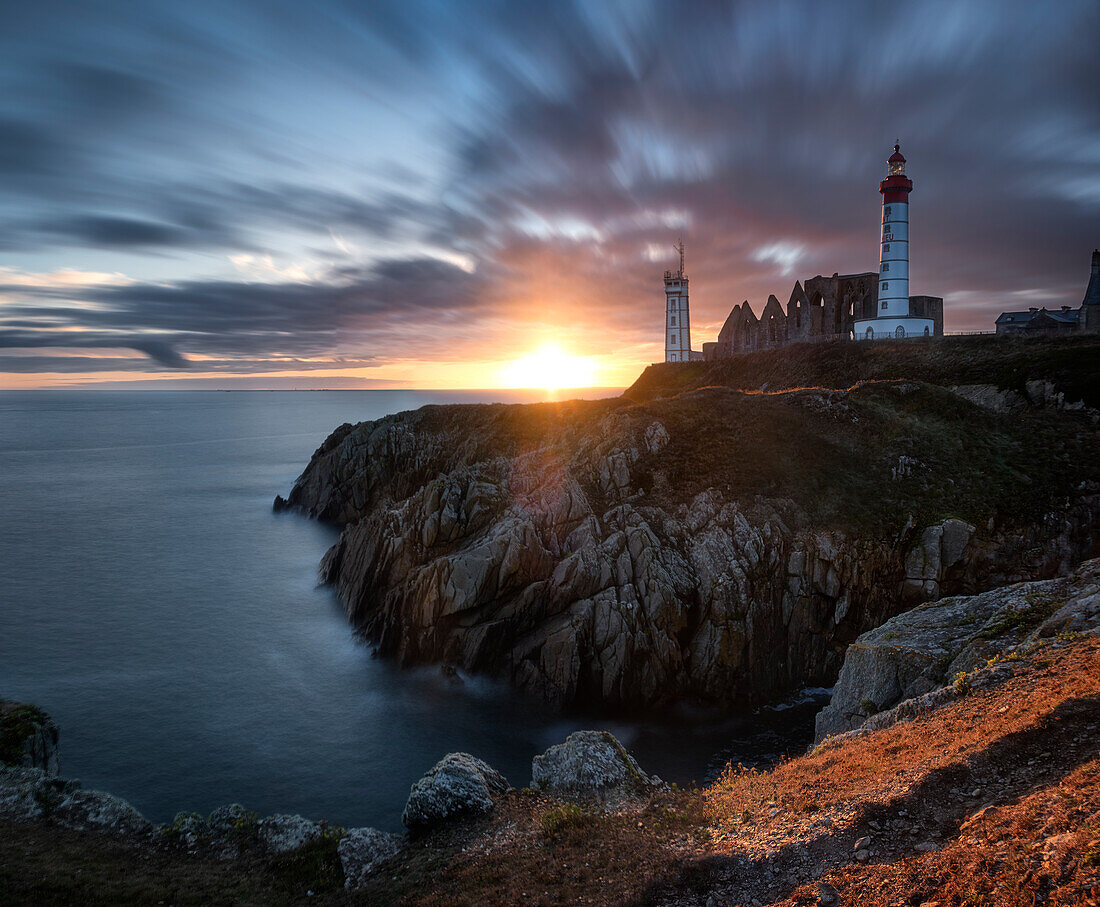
[498, 344, 599, 390]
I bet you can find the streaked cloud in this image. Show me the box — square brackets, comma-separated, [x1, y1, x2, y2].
[0, 0, 1097, 386]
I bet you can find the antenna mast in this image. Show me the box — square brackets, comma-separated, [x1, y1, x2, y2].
[674, 236, 685, 278]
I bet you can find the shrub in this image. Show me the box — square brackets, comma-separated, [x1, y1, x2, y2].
[539, 803, 591, 838]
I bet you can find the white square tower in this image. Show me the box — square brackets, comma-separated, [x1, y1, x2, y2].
[664, 239, 692, 362]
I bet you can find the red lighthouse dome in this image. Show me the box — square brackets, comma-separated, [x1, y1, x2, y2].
[881, 143, 913, 202]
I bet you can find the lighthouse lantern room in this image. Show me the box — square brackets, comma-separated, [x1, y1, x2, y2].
[852, 144, 934, 341]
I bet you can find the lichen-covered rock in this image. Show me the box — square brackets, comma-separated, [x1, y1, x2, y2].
[51, 787, 151, 838]
[339, 827, 404, 888]
[168, 810, 210, 848]
[0, 765, 79, 821]
[256, 813, 323, 853]
[815, 558, 1100, 741]
[0, 701, 61, 775]
[207, 802, 253, 835]
[531, 730, 655, 794]
[402, 752, 509, 833]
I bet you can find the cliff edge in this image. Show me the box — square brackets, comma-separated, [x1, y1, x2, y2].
[279, 338, 1100, 711]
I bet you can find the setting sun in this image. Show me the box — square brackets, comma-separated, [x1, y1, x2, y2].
[499, 344, 599, 389]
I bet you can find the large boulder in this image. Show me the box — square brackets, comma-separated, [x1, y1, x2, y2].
[402, 753, 509, 833]
[339, 827, 404, 888]
[815, 558, 1100, 741]
[51, 787, 151, 838]
[256, 813, 323, 853]
[531, 730, 655, 795]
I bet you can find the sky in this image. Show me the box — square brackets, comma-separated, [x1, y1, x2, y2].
[1, 0, 1098, 389]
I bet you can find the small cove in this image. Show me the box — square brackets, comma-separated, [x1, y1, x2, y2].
[1, 389, 826, 831]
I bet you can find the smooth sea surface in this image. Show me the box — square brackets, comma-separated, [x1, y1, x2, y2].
[0, 390, 827, 831]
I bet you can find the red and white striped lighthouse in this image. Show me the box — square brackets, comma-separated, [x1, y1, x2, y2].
[853, 143, 934, 340]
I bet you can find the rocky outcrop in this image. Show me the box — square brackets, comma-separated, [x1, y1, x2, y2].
[531, 730, 656, 795]
[282, 381, 1100, 710]
[52, 786, 152, 837]
[0, 700, 60, 775]
[339, 827, 404, 889]
[815, 557, 1100, 741]
[0, 764, 150, 837]
[256, 813, 324, 853]
[402, 752, 510, 833]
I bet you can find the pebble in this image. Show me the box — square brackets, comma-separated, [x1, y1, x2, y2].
[916, 841, 939, 852]
[816, 881, 840, 905]
[854, 836, 871, 851]
[854, 848, 870, 863]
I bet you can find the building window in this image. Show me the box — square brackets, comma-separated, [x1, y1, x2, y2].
[881, 300, 888, 310]
[670, 353, 677, 361]
[882, 263, 889, 272]
[895, 325, 906, 338]
[923, 326, 930, 337]
[865, 327, 874, 339]
[883, 244, 890, 253]
[671, 315, 676, 325]
[881, 281, 889, 290]
[670, 334, 676, 345]
[885, 206, 892, 217]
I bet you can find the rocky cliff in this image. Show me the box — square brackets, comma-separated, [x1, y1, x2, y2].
[280, 345, 1100, 712]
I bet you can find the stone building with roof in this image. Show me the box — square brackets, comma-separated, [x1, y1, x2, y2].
[995, 250, 1100, 336]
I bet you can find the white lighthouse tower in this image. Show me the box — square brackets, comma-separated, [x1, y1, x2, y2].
[664, 239, 693, 362]
[853, 144, 934, 340]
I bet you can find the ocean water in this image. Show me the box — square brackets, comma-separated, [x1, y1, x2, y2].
[0, 390, 826, 831]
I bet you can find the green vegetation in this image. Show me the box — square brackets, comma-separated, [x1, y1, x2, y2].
[953, 671, 972, 696]
[267, 824, 345, 894]
[539, 802, 592, 837]
[861, 699, 880, 716]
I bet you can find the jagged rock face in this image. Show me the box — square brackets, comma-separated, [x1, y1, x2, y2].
[816, 558, 1100, 741]
[284, 389, 1100, 711]
[531, 730, 655, 794]
[339, 827, 404, 889]
[402, 752, 510, 833]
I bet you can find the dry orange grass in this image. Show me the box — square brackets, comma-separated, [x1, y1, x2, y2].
[704, 640, 1100, 847]
[778, 757, 1100, 906]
